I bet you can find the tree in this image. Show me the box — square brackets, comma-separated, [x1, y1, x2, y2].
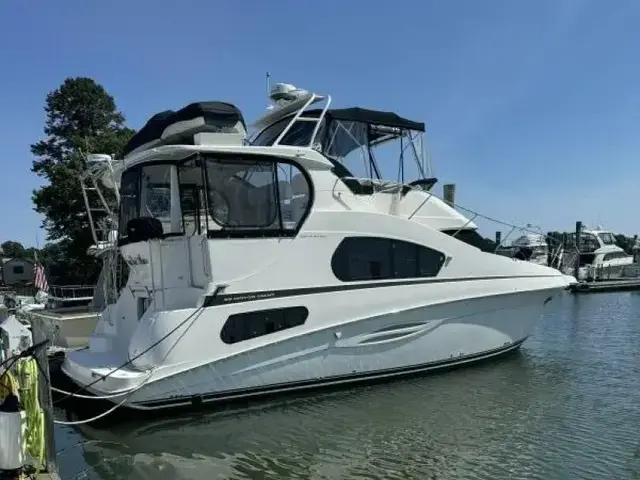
[30, 77, 135, 284]
[0, 240, 26, 259]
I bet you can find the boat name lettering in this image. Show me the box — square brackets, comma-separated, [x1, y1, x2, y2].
[125, 254, 149, 266]
[222, 292, 276, 303]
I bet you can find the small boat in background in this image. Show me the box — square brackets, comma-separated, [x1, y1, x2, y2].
[496, 232, 549, 266]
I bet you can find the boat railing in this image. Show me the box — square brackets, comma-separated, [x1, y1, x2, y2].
[47, 284, 96, 302]
[585, 263, 640, 281]
[335, 177, 580, 265]
[272, 92, 331, 149]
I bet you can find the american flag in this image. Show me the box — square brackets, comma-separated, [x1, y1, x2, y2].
[33, 252, 49, 293]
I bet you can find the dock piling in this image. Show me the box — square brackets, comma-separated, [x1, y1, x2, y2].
[573, 221, 582, 279]
[443, 184, 456, 208]
[30, 316, 59, 478]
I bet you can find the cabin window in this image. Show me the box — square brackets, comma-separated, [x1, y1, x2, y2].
[118, 155, 313, 243]
[140, 164, 180, 234]
[331, 237, 446, 282]
[603, 251, 629, 261]
[598, 233, 616, 245]
[140, 165, 171, 219]
[568, 233, 600, 252]
[119, 168, 141, 238]
[205, 159, 277, 228]
[202, 154, 311, 235]
[178, 158, 207, 235]
[220, 306, 308, 344]
[118, 164, 182, 243]
[12, 265, 24, 275]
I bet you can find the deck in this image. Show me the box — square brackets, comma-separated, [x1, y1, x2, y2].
[569, 278, 640, 293]
[20, 305, 100, 350]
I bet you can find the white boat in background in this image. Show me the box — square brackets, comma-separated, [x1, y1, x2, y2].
[15, 241, 120, 351]
[562, 226, 635, 281]
[60, 83, 575, 411]
[8, 158, 125, 352]
[496, 232, 549, 266]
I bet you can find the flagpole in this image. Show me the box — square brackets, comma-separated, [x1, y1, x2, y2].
[34, 234, 40, 299]
[34, 232, 48, 299]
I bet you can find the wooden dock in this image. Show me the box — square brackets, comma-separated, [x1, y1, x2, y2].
[569, 278, 640, 293]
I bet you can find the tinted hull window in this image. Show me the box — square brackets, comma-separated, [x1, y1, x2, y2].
[441, 229, 496, 252]
[331, 237, 446, 282]
[221, 306, 309, 344]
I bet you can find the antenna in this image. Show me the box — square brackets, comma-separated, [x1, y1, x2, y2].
[265, 72, 275, 111]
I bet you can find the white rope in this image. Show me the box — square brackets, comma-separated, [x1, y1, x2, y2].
[54, 372, 154, 425]
[50, 380, 149, 400]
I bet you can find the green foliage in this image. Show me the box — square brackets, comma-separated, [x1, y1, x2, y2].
[30, 77, 135, 284]
[1, 240, 26, 258]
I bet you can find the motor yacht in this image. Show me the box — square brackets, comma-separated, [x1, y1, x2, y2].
[61, 84, 575, 411]
[562, 226, 634, 281]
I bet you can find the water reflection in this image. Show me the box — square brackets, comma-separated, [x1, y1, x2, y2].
[56, 293, 640, 480]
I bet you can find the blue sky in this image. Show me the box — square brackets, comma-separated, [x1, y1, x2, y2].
[1, 0, 639, 247]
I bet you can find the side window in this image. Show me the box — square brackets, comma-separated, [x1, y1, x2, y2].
[13, 265, 24, 275]
[579, 234, 600, 252]
[140, 164, 181, 234]
[205, 159, 278, 228]
[220, 306, 308, 344]
[604, 252, 625, 261]
[141, 165, 171, 219]
[331, 237, 446, 282]
[202, 155, 312, 234]
[119, 168, 140, 239]
[604, 251, 628, 261]
[277, 163, 310, 230]
[178, 158, 207, 235]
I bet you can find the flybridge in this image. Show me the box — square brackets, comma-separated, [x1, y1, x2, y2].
[251, 83, 431, 184]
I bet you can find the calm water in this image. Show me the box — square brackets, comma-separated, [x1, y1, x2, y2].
[54, 292, 640, 480]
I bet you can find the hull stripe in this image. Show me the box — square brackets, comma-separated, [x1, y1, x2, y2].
[132, 337, 528, 410]
[204, 275, 562, 307]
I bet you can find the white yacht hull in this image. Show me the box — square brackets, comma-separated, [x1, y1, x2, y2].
[62, 282, 561, 411]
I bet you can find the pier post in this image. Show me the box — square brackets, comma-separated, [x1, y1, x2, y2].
[495, 231, 502, 246]
[443, 184, 456, 208]
[30, 316, 58, 477]
[573, 221, 582, 280]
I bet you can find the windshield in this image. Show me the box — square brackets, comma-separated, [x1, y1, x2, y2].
[598, 232, 616, 245]
[118, 155, 313, 243]
[252, 117, 319, 148]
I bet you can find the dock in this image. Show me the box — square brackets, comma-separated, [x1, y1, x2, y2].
[569, 278, 640, 293]
[1, 314, 61, 479]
